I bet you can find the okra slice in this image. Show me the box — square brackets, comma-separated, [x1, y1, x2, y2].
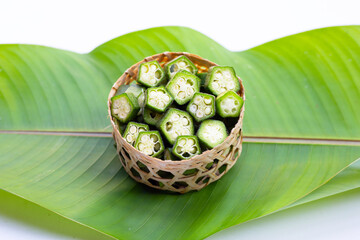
[123, 122, 149, 146]
[143, 107, 164, 126]
[205, 66, 240, 96]
[146, 86, 173, 112]
[196, 72, 207, 87]
[116, 83, 146, 108]
[172, 135, 201, 160]
[159, 108, 194, 145]
[186, 92, 215, 122]
[216, 90, 244, 118]
[197, 120, 228, 149]
[134, 131, 164, 158]
[165, 55, 198, 79]
[111, 93, 140, 123]
[164, 148, 176, 160]
[137, 60, 165, 87]
[166, 70, 200, 105]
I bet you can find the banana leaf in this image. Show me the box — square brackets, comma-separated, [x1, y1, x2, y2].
[0, 26, 359, 240]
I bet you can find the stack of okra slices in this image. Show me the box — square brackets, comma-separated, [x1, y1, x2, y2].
[111, 55, 244, 160]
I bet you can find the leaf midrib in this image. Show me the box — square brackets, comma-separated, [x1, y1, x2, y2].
[1, 130, 360, 146]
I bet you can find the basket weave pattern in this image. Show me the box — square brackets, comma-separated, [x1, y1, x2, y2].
[108, 52, 245, 193]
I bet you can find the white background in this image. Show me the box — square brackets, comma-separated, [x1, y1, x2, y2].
[0, 0, 359, 239]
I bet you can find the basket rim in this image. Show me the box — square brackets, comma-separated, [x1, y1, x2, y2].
[107, 51, 245, 164]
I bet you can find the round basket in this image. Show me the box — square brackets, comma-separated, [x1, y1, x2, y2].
[108, 52, 245, 193]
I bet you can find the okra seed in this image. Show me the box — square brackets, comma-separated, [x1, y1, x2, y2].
[215, 72, 222, 78]
[178, 77, 185, 84]
[186, 87, 194, 95]
[142, 135, 150, 142]
[189, 104, 197, 112]
[188, 139, 195, 145]
[150, 64, 157, 71]
[179, 139, 186, 146]
[155, 70, 162, 79]
[139, 128, 146, 132]
[224, 71, 231, 78]
[126, 135, 133, 142]
[204, 98, 212, 105]
[196, 111, 204, 118]
[142, 65, 149, 73]
[205, 107, 211, 115]
[186, 79, 194, 86]
[129, 125, 137, 134]
[181, 117, 189, 125]
[179, 61, 186, 67]
[178, 91, 186, 99]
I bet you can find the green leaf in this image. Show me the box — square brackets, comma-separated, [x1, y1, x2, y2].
[0, 26, 359, 240]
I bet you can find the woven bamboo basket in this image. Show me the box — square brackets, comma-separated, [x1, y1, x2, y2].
[108, 52, 245, 193]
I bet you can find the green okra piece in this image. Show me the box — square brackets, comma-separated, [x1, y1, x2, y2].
[216, 90, 244, 118]
[111, 93, 140, 124]
[158, 108, 194, 145]
[116, 83, 146, 107]
[137, 60, 165, 87]
[197, 120, 228, 149]
[187, 92, 215, 122]
[134, 131, 164, 158]
[113, 117, 126, 135]
[163, 148, 176, 160]
[196, 72, 207, 87]
[165, 55, 198, 79]
[172, 135, 201, 160]
[204, 66, 240, 96]
[123, 122, 149, 146]
[146, 86, 173, 112]
[166, 70, 200, 105]
[143, 107, 164, 126]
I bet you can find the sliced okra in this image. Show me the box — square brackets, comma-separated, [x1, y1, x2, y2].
[205, 66, 240, 96]
[158, 108, 194, 145]
[134, 131, 164, 158]
[216, 90, 244, 118]
[123, 122, 149, 146]
[113, 117, 126, 135]
[165, 55, 198, 79]
[146, 86, 173, 112]
[172, 135, 201, 160]
[186, 92, 215, 122]
[111, 93, 140, 123]
[116, 83, 146, 107]
[196, 72, 207, 87]
[143, 107, 164, 126]
[137, 60, 165, 87]
[164, 148, 176, 160]
[197, 120, 228, 149]
[166, 70, 200, 105]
